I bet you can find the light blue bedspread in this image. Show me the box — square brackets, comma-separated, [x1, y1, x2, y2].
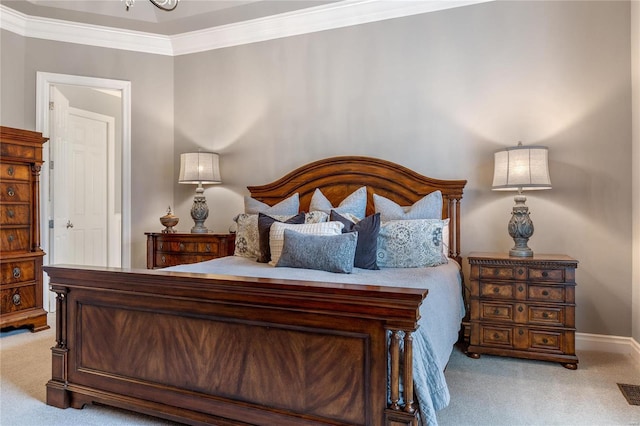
[165, 256, 465, 426]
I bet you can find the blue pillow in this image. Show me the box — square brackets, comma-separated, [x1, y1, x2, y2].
[330, 211, 380, 270]
[373, 191, 442, 221]
[276, 229, 357, 273]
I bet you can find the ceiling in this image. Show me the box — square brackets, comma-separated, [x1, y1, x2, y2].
[1, 0, 340, 35]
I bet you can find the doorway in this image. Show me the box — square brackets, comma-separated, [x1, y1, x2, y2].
[36, 72, 132, 311]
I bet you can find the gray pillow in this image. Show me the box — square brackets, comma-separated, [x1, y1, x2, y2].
[373, 191, 442, 221]
[276, 229, 358, 273]
[244, 193, 299, 215]
[309, 186, 367, 219]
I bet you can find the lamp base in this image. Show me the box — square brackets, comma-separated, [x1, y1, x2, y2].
[507, 194, 534, 257]
[190, 191, 209, 234]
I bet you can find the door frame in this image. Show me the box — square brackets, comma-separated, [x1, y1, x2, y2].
[36, 72, 132, 309]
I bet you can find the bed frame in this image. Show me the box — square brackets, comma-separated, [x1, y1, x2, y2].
[45, 156, 466, 426]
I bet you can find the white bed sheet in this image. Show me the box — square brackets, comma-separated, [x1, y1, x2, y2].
[165, 256, 465, 426]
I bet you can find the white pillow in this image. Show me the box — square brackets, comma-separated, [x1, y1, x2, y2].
[309, 186, 367, 220]
[269, 221, 345, 266]
[373, 191, 442, 222]
[244, 193, 299, 215]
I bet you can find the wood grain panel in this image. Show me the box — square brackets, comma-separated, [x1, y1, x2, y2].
[76, 303, 368, 424]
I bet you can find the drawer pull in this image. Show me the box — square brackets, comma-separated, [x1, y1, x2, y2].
[12, 293, 21, 306]
[8, 234, 14, 243]
[542, 271, 549, 278]
[517, 268, 524, 275]
[519, 329, 524, 336]
[7, 209, 14, 218]
[493, 333, 500, 339]
[518, 306, 524, 312]
[7, 187, 15, 197]
[518, 285, 524, 292]
[205, 244, 211, 252]
[159, 242, 163, 250]
[493, 287, 500, 294]
[7, 166, 14, 176]
[13, 267, 21, 278]
[542, 312, 549, 318]
[161, 255, 166, 264]
[493, 269, 499, 276]
[179, 243, 185, 251]
[542, 290, 549, 296]
[542, 338, 549, 344]
[493, 308, 500, 315]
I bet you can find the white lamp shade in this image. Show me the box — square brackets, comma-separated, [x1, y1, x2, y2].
[178, 152, 221, 184]
[492, 145, 551, 191]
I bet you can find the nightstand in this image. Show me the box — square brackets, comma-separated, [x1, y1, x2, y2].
[466, 252, 579, 369]
[146, 232, 235, 269]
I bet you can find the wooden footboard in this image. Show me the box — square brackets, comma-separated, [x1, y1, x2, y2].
[45, 265, 426, 426]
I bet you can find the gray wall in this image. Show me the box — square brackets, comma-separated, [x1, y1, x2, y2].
[1, 1, 635, 338]
[174, 0, 633, 337]
[0, 31, 175, 269]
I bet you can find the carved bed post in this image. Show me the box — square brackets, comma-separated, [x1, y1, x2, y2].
[46, 285, 70, 409]
[385, 329, 419, 426]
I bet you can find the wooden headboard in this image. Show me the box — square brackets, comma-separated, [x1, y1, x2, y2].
[247, 156, 467, 263]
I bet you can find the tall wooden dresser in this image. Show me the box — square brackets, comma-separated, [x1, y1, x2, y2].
[0, 126, 49, 332]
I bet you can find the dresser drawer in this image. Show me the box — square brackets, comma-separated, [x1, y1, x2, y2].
[0, 204, 30, 225]
[1, 259, 36, 285]
[478, 301, 517, 322]
[478, 325, 513, 347]
[529, 267, 565, 282]
[479, 266, 515, 280]
[154, 253, 215, 268]
[0, 284, 36, 313]
[0, 163, 30, 181]
[0, 182, 30, 202]
[479, 281, 526, 300]
[157, 241, 221, 256]
[528, 284, 565, 302]
[527, 305, 566, 326]
[0, 228, 30, 252]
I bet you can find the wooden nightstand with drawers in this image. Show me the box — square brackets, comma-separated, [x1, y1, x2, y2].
[466, 252, 578, 369]
[146, 232, 236, 269]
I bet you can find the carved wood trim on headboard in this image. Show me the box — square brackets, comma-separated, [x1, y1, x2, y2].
[247, 156, 467, 263]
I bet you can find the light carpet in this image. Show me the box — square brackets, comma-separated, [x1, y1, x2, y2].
[1, 315, 638, 426]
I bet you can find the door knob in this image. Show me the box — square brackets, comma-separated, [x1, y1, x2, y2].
[66, 220, 74, 229]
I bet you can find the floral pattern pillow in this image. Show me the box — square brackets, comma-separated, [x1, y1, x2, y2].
[376, 219, 448, 268]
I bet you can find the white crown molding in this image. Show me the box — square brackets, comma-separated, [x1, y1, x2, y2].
[1, 1, 491, 57]
[1, 4, 174, 56]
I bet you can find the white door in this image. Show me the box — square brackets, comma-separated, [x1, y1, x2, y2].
[50, 87, 110, 267]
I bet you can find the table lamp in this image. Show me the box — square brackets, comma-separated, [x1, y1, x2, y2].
[492, 142, 551, 257]
[178, 152, 221, 233]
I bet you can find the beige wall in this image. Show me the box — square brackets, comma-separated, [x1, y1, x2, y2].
[1, 1, 635, 337]
[0, 31, 175, 269]
[632, 0, 639, 343]
[174, 0, 633, 337]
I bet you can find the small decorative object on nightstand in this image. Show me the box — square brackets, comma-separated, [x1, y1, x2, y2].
[159, 206, 178, 233]
[466, 252, 578, 370]
[146, 232, 235, 269]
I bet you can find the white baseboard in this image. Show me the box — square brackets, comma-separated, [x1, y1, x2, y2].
[576, 332, 640, 364]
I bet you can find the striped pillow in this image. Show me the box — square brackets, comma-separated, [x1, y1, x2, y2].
[269, 221, 344, 266]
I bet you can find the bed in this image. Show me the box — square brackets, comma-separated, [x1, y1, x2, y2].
[44, 156, 466, 426]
